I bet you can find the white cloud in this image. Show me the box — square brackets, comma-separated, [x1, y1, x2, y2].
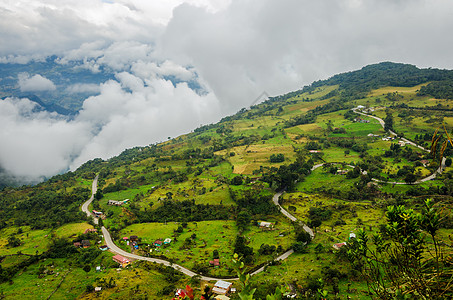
[0, 97, 91, 179]
[161, 0, 453, 108]
[65, 83, 101, 94]
[18, 73, 56, 92]
[0, 71, 221, 182]
[71, 77, 220, 168]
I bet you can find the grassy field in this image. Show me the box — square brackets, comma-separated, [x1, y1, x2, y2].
[0, 226, 52, 256]
[3, 80, 453, 299]
[119, 219, 295, 277]
[295, 168, 359, 194]
[221, 142, 296, 175]
[54, 223, 94, 239]
[0, 256, 180, 300]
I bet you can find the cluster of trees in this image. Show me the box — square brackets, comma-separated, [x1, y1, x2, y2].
[418, 79, 453, 100]
[328, 138, 368, 153]
[260, 155, 313, 191]
[347, 200, 453, 299]
[310, 62, 453, 99]
[133, 199, 231, 223]
[230, 189, 277, 216]
[269, 153, 285, 163]
[0, 187, 89, 229]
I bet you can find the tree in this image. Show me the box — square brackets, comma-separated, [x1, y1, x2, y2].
[94, 190, 103, 200]
[347, 200, 453, 299]
[404, 172, 417, 184]
[231, 176, 243, 185]
[269, 154, 285, 163]
[85, 284, 95, 293]
[384, 110, 394, 132]
[445, 157, 452, 167]
[236, 210, 251, 232]
[7, 235, 21, 248]
[234, 236, 254, 264]
[296, 230, 312, 244]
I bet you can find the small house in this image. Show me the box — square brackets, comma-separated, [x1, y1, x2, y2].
[214, 295, 230, 300]
[95, 287, 102, 292]
[84, 228, 97, 234]
[108, 200, 123, 206]
[164, 238, 172, 244]
[81, 240, 91, 248]
[209, 259, 220, 267]
[73, 242, 81, 248]
[154, 239, 163, 247]
[130, 235, 138, 242]
[349, 232, 356, 240]
[92, 210, 103, 217]
[258, 221, 273, 229]
[420, 159, 430, 166]
[333, 242, 347, 250]
[99, 245, 109, 251]
[336, 169, 348, 175]
[212, 280, 232, 295]
[112, 254, 130, 268]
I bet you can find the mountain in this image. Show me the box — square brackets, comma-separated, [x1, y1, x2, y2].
[0, 62, 452, 299]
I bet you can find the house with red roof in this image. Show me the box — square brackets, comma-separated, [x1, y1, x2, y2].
[112, 254, 130, 267]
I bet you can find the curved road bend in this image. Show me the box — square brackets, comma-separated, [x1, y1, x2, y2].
[353, 107, 429, 151]
[351, 107, 446, 183]
[81, 175, 99, 225]
[272, 192, 314, 239]
[101, 226, 228, 281]
[83, 108, 445, 281]
[80, 177, 301, 281]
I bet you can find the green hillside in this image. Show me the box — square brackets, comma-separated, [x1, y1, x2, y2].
[1, 62, 452, 299]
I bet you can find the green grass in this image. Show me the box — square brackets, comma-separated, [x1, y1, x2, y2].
[321, 147, 361, 163]
[54, 223, 94, 239]
[0, 226, 52, 256]
[0, 256, 178, 300]
[296, 168, 359, 193]
[119, 219, 295, 277]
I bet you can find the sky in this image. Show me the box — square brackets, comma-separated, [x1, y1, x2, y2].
[1, 0, 453, 183]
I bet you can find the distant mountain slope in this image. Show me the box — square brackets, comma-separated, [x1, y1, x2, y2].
[273, 62, 453, 101]
[2, 61, 453, 188]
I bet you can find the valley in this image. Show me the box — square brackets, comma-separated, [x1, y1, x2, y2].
[0, 62, 452, 299]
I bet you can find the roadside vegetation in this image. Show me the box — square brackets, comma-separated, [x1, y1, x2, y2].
[0, 62, 453, 299]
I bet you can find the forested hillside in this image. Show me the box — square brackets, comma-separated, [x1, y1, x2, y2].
[0, 62, 452, 299]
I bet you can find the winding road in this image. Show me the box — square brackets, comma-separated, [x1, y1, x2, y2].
[350, 107, 446, 184]
[82, 178, 306, 281]
[81, 175, 99, 225]
[80, 106, 445, 281]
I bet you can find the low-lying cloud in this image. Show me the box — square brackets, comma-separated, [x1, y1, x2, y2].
[1, 66, 221, 182]
[18, 73, 56, 92]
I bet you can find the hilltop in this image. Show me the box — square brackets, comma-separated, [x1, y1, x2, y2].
[0, 62, 452, 299]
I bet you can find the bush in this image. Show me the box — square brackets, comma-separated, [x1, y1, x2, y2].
[269, 153, 285, 163]
[231, 176, 243, 185]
